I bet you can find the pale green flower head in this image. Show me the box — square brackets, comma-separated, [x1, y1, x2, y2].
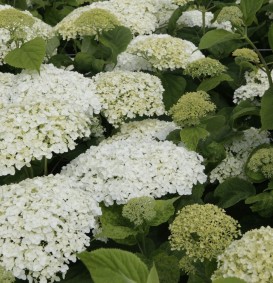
[169, 91, 216, 127]
[247, 147, 273, 179]
[0, 266, 15, 283]
[232, 48, 260, 63]
[169, 204, 241, 266]
[212, 226, 273, 283]
[184, 57, 227, 79]
[0, 8, 34, 29]
[217, 6, 243, 27]
[122, 196, 156, 226]
[73, 8, 121, 37]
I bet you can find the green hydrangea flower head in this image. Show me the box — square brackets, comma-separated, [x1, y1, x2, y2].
[169, 91, 216, 126]
[122, 196, 156, 226]
[212, 226, 273, 283]
[169, 204, 241, 267]
[247, 147, 273, 179]
[0, 266, 15, 283]
[232, 48, 260, 64]
[184, 57, 227, 79]
[73, 8, 121, 37]
[217, 6, 243, 27]
[0, 8, 34, 29]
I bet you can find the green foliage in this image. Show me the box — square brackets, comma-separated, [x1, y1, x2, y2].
[180, 127, 209, 151]
[261, 86, 273, 130]
[78, 249, 149, 283]
[199, 30, 241, 50]
[158, 73, 187, 110]
[239, 0, 264, 26]
[268, 24, 273, 51]
[146, 264, 160, 283]
[197, 74, 233, 92]
[214, 177, 256, 209]
[98, 26, 132, 64]
[4, 37, 46, 72]
[245, 188, 273, 217]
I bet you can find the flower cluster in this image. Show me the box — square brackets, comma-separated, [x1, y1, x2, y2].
[247, 147, 273, 179]
[122, 196, 156, 226]
[184, 57, 227, 79]
[6, 64, 101, 115]
[92, 70, 165, 127]
[233, 69, 270, 104]
[169, 91, 216, 127]
[232, 48, 260, 63]
[169, 204, 241, 273]
[54, 4, 121, 39]
[212, 226, 273, 283]
[0, 5, 53, 63]
[61, 138, 207, 205]
[104, 119, 179, 143]
[0, 175, 101, 283]
[210, 128, 270, 183]
[172, 0, 192, 6]
[0, 266, 15, 283]
[0, 99, 96, 176]
[117, 34, 204, 71]
[217, 6, 244, 27]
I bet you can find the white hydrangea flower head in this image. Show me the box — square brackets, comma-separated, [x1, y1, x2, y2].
[54, 2, 121, 40]
[0, 99, 99, 176]
[61, 138, 207, 206]
[175, 9, 232, 31]
[0, 72, 15, 105]
[212, 226, 273, 283]
[177, 10, 214, 28]
[6, 64, 101, 116]
[124, 34, 204, 71]
[154, 0, 178, 27]
[172, 0, 192, 6]
[233, 69, 270, 104]
[210, 128, 270, 183]
[92, 70, 165, 127]
[0, 174, 101, 283]
[105, 119, 179, 142]
[0, 5, 54, 64]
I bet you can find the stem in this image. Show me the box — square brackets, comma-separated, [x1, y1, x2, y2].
[243, 33, 273, 87]
[43, 156, 48, 176]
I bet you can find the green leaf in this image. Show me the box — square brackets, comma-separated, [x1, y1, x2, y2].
[99, 26, 132, 63]
[245, 189, 273, 217]
[199, 30, 241, 50]
[240, 0, 264, 26]
[4, 37, 46, 72]
[98, 204, 137, 242]
[167, 6, 185, 35]
[148, 197, 179, 226]
[158, 73, 187, 110]
[200, 115, 226, 135]
[197, 74, 233, 92]
[176, 185, 204, 210]
[214, 177, 256, 208]
[46, 36, 60, 58]
[180, 127, 209, 151]
[48, 54, 73, 68]
[146, 264, 160, 283]
[261, 86, 273, 130]
[199, 141, 226, 165]
[213, 277, 247, 283]
[74, 52, 94, 73]
[78, 249, 149, 283]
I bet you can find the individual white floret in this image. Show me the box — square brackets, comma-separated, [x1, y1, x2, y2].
[210, 128, 270, 183]
[61, 138, 207, 205]
[92, 70, 165, 127]
[0, 174, 101, 283]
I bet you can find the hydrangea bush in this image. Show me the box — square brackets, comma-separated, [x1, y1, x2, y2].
[0, 0, 272, 282]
